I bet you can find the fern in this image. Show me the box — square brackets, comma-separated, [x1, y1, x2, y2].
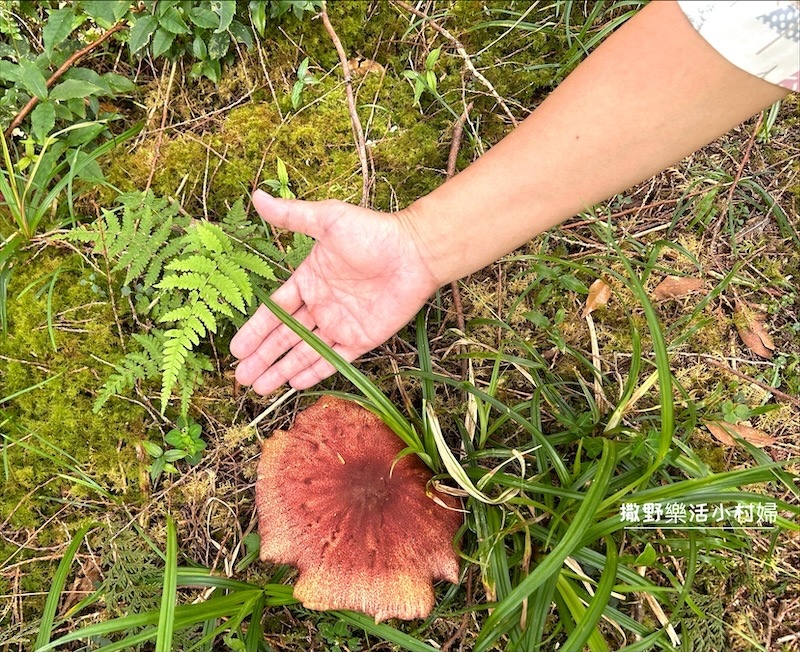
[72, 192, 279, 416]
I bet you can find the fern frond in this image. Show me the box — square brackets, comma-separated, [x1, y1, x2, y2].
[192, 222, 229, 254]
[215, 256, 253, 305]
[165, 255, 219, 275]
[207, 271, 245, 313]
[228, 251, 277, 281]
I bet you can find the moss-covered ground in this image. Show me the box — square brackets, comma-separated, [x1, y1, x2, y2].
[1, 2, 799, 651]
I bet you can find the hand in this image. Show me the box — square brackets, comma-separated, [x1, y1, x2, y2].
[230, 191, 440, 395]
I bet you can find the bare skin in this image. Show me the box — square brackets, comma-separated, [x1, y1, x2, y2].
[230, 0, 789, 395]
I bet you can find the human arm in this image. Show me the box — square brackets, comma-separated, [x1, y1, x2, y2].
[231, 0, 789, 395]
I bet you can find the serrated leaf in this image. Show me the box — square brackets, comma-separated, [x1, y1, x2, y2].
[103, 71, 136, 93]
[207, 30, 229, 59]
[30, 101, 55, 142]
[151, 27, 176, 58]
[43, 8, 75, 58]
[582, 278, 611, 317]
[212, 0, 235, 33]
[158, 6, 189, 34]
[192, 34, 207, 59]
[188, 7, 219, 28]
[82, 0, 129, 27]
[18, 58, 48, 99]
[129, 14, 157, 54]
[49, 79, 104, 101]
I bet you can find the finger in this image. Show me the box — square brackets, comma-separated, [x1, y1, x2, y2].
[253, 190, 331, 240]
[234, 306, 314, 386]
[251, 331, 334, 396]
[289, 345, 364, 391]
[229, 281, 302, 359]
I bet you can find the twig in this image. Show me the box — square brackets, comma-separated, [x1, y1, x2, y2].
[708, 359, 800, 408]
[145, 59, 178, 192]
[446, 103, 472, 379]
[319, 4, 371, 206]
[709, 113, 764, 255]
[4, 21, 127, 139]
[393, 0, 518, 128]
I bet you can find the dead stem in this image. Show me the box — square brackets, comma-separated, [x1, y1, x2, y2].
[319, 4, 371, 206]
[145, 59, 178, 193]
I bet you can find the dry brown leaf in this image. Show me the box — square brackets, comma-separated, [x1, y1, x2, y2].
[583, 279, 611, 317]
[734, 303, 775, 359]
[705, 420, 776, 448]
[652, 275, 704, 300]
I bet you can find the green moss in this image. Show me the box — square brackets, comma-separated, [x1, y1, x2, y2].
[0, 250, 146, 529]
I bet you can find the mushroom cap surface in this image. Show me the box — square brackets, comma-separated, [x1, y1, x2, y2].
[256, 396, 463, 621]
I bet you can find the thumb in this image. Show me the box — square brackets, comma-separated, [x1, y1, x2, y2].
[252, 189, 329, 239]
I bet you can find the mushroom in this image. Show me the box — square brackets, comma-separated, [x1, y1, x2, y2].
[255, 396, 463, 621]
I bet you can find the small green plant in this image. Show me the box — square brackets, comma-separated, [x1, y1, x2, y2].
[127, 0, 321, 82]
[403, 46, 443, 108]
[262, 157, 295, 199]
[290, 56, 320, 109]
[68, 191, 279, 415]
[142, 415, 206, 484]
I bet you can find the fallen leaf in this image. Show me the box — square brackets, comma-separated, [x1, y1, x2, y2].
[705, 420, 776, 448]
[582, 279, 611, 317]
[652, 275, 704, 300]
[59, 558, 102, 615]
[734, 302, 775, 359]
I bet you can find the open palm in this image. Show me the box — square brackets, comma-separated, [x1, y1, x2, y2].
[231, 191, 439, 395]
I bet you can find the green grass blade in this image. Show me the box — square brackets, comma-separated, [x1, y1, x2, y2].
[335, 611, 441, 652]
[155, 515, 178, 652]
[474, 439, 616, 652]
[559, 536, 619, 652]
[33, 522, 96, 651]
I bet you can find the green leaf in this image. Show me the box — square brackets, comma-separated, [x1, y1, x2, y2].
[633, 542, 657, 566]
[206, 30, 229, 59]
[188, 7, 219, 29]
[66, 67, 111, 94]
[249, 0, 265, 36]
[30, 101, 55, 142]
[129, 14, 158, 54]
[228, 19, 252, 48]
[43, 7, 75, 58]
[18, 59, 48, 100]
[155, 516, 178, 652]
[49, 79, 104, 101]
[158, 6, 189, 34]
[141, 441, 163, 458]
[212, 0, 235, 33]
[34, 522, 96, 650]
[81, 0, 129, 27]
[192, 34, 207, 60]
[103, 71, 137, 93]
[151, 28, 176, 59]
[0, 61, 21, 82]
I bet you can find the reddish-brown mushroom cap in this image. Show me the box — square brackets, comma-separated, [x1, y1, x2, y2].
[256, 396, 463, 621]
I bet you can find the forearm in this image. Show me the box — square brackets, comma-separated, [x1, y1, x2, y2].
[401, 0, 788, 286]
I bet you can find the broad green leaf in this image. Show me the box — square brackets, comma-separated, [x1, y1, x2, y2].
[18, 59, 48, 99]
[188, 7, 219, 29]
[30, 101, 55, 142]
[151, 28, 175, 59]
[229, 19, 252, 48]
[212, 0, 235, 33]
[207, 30, 229, 59]
[50, 79, 104, 101]
[82, 0, 129, 27]
[248, 0, 265, 36]
[0, 60, 21, 82]
[65, 67, 111, 94]
[43, 8, 75, 58]
[103, 72, 136, 93]
[158, 6, 189, 34]
[129, 14, 158, 54]
[192, 34, 207, 60]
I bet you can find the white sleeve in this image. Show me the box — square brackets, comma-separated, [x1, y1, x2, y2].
[676, 1, 800, 91]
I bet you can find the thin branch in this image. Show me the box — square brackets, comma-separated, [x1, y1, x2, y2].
[393, 0, 518, 128]
[145, 59, 178, 193]
[4, 21, 127, 139]
[708, 359, 800, 409]
[319, 4, 371, 206]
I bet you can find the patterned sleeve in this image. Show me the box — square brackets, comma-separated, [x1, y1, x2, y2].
[676, 1, 800, 91]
